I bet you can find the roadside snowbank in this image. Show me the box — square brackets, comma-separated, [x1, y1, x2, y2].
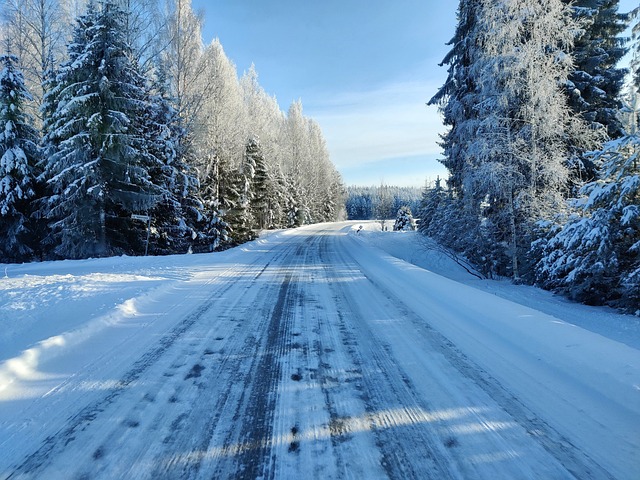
[349, 221, 640, 350]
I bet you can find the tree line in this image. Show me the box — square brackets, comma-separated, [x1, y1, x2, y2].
[345, 184, 422, 222]
[420, 0, 639, 312]
[0, 0, 345, 262]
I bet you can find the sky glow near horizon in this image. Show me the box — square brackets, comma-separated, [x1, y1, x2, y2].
[193, 0, 638, 188]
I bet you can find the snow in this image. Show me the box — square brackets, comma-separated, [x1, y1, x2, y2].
[353, 221, 640, 349]
[1, 222, 639, 479]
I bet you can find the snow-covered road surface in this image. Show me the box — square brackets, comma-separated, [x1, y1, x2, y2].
[0, 222, 638, 479]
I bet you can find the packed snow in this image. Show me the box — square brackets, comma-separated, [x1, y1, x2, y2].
[0, 222, 638, 479]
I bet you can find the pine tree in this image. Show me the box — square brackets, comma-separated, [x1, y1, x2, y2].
[417, 176, 445, 235]
[246, 136, 274, 230]
[40, 0, 161, 259]
[563, 0, 629, 138]
[0, 54, 40, 262]
[142, 64, 224, 254]
[428, 0, 483, 197]
[631, 6, 640, 89]
[562, 0, 630, 191]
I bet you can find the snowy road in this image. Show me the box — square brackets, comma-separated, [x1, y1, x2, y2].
[1, 223, 639, 479]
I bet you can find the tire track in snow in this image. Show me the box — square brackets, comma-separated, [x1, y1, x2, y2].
[334, 232, 616, 480]
[316, 235, 461, 480]
[4, 247, 290, 479]
[208, 247, 307, 478]
[233, 273, 295, 478]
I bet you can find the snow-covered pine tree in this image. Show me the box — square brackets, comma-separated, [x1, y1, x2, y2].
[224, 172, 254, 244]
[0, 54, 40, 262]
[563, 0, 629, 138]
[632, 6, 640, 90]
[246, 136, 274, 230]
[40, 0, 161, 259]
[536, 91, 639, 311]
[393, 206, 415, 232]
[425, 0, 492, 266]
[562, 0, 629, 191]
[417, 176, 445, 235]
[428, 0, 483, 197]
[143, 64, 222, 254]
[269, 165, 289, 228]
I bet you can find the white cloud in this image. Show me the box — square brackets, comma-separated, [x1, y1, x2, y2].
[306, 76, 446, 173]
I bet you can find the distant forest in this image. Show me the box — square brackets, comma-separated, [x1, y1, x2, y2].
[345, 185, 423, 221]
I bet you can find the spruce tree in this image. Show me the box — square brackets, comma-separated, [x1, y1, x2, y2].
[417, 177, 445, 235]
[143, 65, 223, 254]
[631, 7, 640, 89]
[562, 0, 629, 191]
[393, 206, 415, 231]
[428, 0, 483, 197]
[563, 0, 629, 138]
[0, 54, 40, 262]
[537, 92, 639, 310]
[246, 136, 273, 230]
[40, 1, 161, 259]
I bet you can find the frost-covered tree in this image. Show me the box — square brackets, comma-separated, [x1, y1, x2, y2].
[560, 0, 629, 192]
[246, 136, 275, 230]
[631, 6, 640, 89]
[0, 0, 74, 124]
[393, 206, 415, 231]
[0, 54, 40, 262]
[193, 39, 246, 203]
[143, 66, 223, 254]
[40, 1, 161, 259]
[443, 0, 593, 280]
[240, 64, 283, 169]
[161, 0, 205, 125]
[417, 176, 445, 235]
[375, 182, 395, 230]
[536, 92, 639, 310]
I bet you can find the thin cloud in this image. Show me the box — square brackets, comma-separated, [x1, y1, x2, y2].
[306, 76, 446, 171]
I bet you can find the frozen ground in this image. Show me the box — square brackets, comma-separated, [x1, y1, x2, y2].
[0, 221, 638, 479]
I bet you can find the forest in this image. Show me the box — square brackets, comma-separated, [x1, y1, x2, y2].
[344, 184, 422, 222]
[419, 0, 639, 312]
[0, 0, 345, 262]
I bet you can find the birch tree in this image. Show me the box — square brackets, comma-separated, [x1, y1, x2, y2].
[0, 0, 75, 123]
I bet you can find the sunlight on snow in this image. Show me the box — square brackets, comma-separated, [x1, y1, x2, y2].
[0, 335, 66, 399]
[117, 298, 139, 316]
[166, 406, 517, 465]
[468, 450, 522, 465]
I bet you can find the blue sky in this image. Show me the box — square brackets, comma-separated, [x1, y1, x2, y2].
[193, 0, 637, 187]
